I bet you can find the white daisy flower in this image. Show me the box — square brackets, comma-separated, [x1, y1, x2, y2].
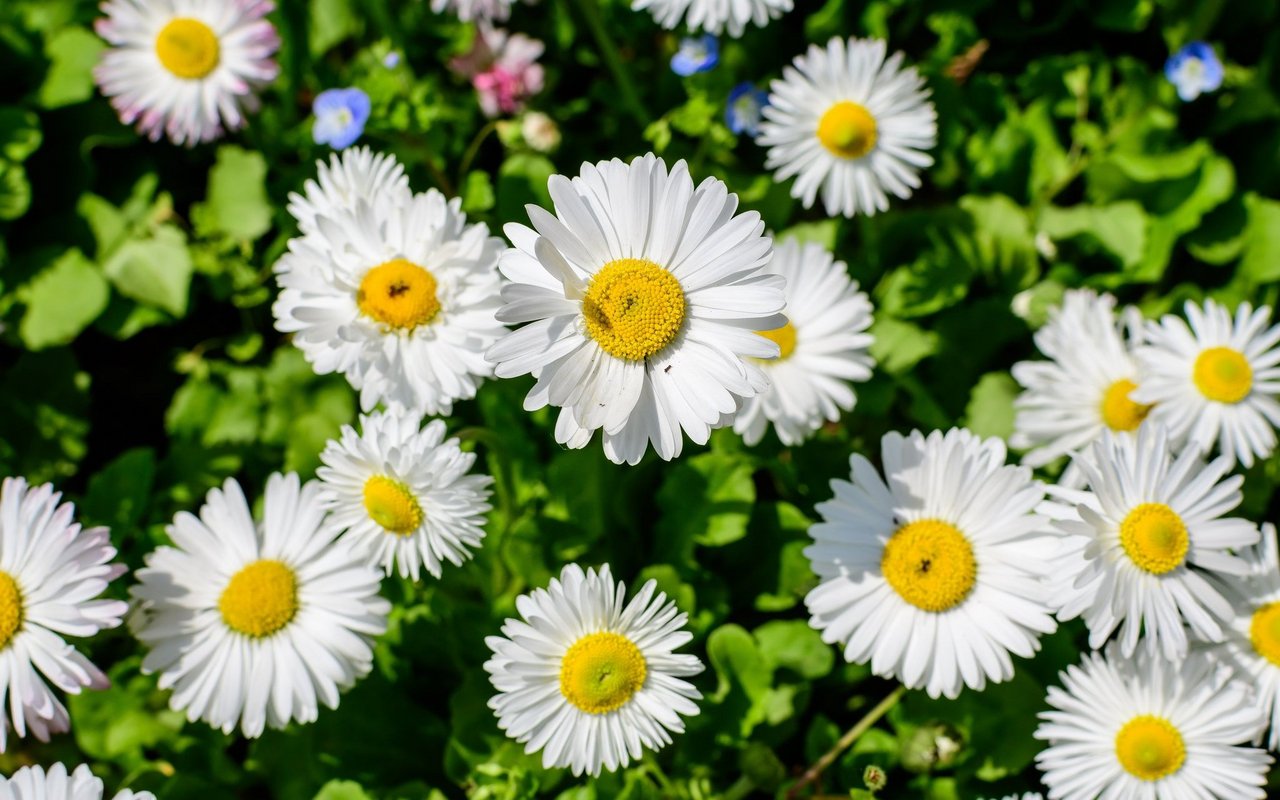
[1133, 298, 1280, 469]
[93, 0, 280, 146]
[1035, 645, 1271, 799]
[980, 795, 1043, 800]
[430, 0, 515, 21]
[630, 0, 793, 37]
[757, 37, 936, 218]
[131, 473, 390, 737]
[273, 187, 508, 416]
[0, 763, 154, 800]
[804, 428, 1058, 700]
[1042, 424, 1259, 662]
[734, 236, 874, 446]
[484, 563, 703, 776]
[316, 410, 493, 581]
[286, 147, 411, 237]
[485, 153, 785, 465]
[0, 477, 128, 752]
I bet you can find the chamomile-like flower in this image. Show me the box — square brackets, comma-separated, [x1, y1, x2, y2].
[734, 237, 874, 446]
[273, 186, 508, 416]
[1042, 425, 1259, 662]
[286, 147, 411, 237]
[485, 563, 703, 776]
[430, 0, 515, 21]
[804, 428, 1058, 700]
[758, 37, 936, 218]
[632, 0, 792, 37]
[131, 473, 390, 737]
[0, 763, 154, 800]
[1035, 645, 1271, 799]
[1133, 298, 1280, 469]
[93, 0, 280, 146]
[317, 410, 493, 581]
[485, 153, 785, 465]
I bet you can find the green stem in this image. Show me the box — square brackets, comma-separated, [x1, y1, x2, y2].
[567, 0, 650, 126]
[453, 426, 517, 531]
[786, 685, 907, 799]
[722, 776, 755, 800]
[458, 120, 499, 185]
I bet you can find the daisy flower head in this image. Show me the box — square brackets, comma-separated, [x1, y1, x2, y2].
[0, 763, 155, 800]
[0, 477, 128, 752]
[733, 236, 874, 446]
[758, 37, 936, 218]
[273, 187, 508, 417]
[316, 410, 493, 581]
[485, 153, 785, 465]
[804, 428, 1058, 700]
[484, 563, 703, 776]
[286, 146, 411, 237]
[93, 0, 280, 146]
[131, 473, 390, 737]
[1035, 645, 1271, 799]
[631, 0, 793, 37]
[1133, 298, 1280, 469]
[430, 0, 515, 21]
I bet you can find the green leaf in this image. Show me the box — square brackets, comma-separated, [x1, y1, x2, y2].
[964, 372, 1019, 439]
[315, 781, 375, 800]
[192, 145, 273, 242]
[81, 447, 155, 531]
[754, 620, 834, 680]
[102, 224, 194, 316]
[776, 220, 840, 250]
[868, 317, 939, 375]
[657, 452, 755, 552]
[38, 27, 105, 108]
[0, 107, 41, 162]
[1039, 202, 1148, 269]
[461, 170, 496, 215]
[0, 161, 31, 221]
[19, 249, 110, 349]
[1238, 194, 1280, 284]
[309, 0, 362, 56]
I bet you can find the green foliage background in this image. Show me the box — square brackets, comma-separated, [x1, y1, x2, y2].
[1, 0, 1279, 797]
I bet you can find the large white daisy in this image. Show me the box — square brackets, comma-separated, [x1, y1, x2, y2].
[804, 428, 1058, 700]
[757, 37, 936, 218]
[1042, 424, 1259, 662]
[485, 563, 703, 776]
[0, 764, 154, 800]
[131, 473, 390, 737]
[1035, 645, 1271, 799]
[286, 147, 411, 237]
[630, 0, 793, 37]
[316, 410, 493, 581]
[93, 0, 280, 146]
[734, 236, 874, 446]
[1133, 298, 1280, 469]
[0, 477, 128, 752]
[485, 153, 785, 465]
[273, 186, 508, 416]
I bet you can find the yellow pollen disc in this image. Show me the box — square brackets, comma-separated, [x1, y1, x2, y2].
[1115, 715, 1186, 782]
[218, 560, 299, 638]
[363, 475, 423, 535]
[881, 519, 977, 612]
[1119, 503, 1189, 575]
[0, 573, 24, 649]
[1193, 346, 1253, 404]
[559, 631, 648, 714]
[1249, 602, 1280, 666]
[582, 258, 686, 361]
[1100, 379, 1153, 432]
[756, 321, 797, 360]
[357, 259, 442, 331]
[154, 18, 220, 80]
[817, 101, 879, 160]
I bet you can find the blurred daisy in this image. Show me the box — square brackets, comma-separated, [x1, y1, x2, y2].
[286, 146, 411, 236]
[1043, 425, 1258, 661]
[804, 428, 1057, 699]
[758, 37, 936, 218]
[981, 795, 1042, 800]
[449, 25, 545, 118]
[0, 763, 154, 800]
[670, 34, 718, 76]
[485, 153, 784, 465]
[0, 477, 128, 752]
[317, 410, 493, 581]
[484, 563, 703, 776]
[1035, 645, 1270, 799]
[734, 237, 874, 446]
[1165, 41, 1224, 102]
[1133, 299, 1280, 469]
[632, 0, 792, 37]
[132, 473, 389, 737]
[431, 0, 515, 21]
[93, 0, 280, 146]
[726, 82, 769, 136]
[312, 87, 371, 150]
[274, 188, 508, 416]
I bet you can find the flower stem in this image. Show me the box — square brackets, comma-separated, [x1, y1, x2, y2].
[567, 0, 650, 126]
[786, 685, 907, 799]
[458, 120, 499, 185]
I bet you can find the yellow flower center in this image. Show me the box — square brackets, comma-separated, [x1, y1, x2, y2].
[1193, 346, 1253, 404]
[817, 101, 879, 160]
[1115, 715, 1186, 782]
[881, 519, 977, 612]
[357, 259, 442, 331]
[582, 258, 686, 361]
[1100, 379, 1153, 432]
[362, 475, 423, 534]
[756, 321, 797, 360]
[154, 18, 220, 80]
[218, 560, 299, 638]
[559, 631, 648, 714]
[0, 573, 24, 649]
[1119, 503, 1188, 575]
[1249, 602, 1280, 666]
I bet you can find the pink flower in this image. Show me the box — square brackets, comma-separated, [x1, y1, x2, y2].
[449, 25, 545, 118]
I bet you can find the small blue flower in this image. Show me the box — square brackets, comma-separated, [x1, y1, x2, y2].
[312, 87, 371, 149]
[1164, 41, 1224, 102]
[671, 34, 719, 77]
[383, 51, 401, 69]
[726, 82, 769, 137]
